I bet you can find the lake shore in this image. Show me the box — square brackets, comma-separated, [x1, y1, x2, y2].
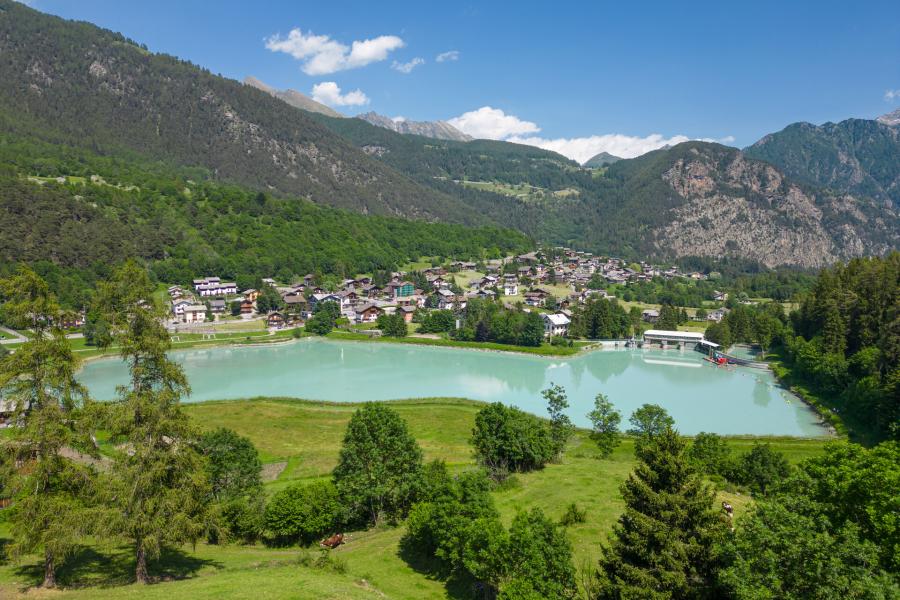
[78, 337, 831, 437]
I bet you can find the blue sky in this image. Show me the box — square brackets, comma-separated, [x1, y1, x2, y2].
[24, 0, 900, 161]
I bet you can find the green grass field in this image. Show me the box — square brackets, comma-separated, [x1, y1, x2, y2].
[0, 397, 828, 599]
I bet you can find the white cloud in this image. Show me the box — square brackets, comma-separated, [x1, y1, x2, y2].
[448, 106, 540, 139]
[265, 28, 404, 75]
[391, 57, 425, 74]
[391, 116, 407, 123]
[436, 50, 460, 62]
[885, 89, 900, 102]
[310, 82, 369, 107]
[449, 105, 734, 162]
[507, 133, 697, 162]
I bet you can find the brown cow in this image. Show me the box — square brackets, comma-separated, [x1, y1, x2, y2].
[722, 501, 734, 516]
[320, 533, 344, 549]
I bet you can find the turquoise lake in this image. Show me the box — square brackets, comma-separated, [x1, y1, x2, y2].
[77, 338, 828, 437]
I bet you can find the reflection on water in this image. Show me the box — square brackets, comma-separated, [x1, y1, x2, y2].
[78, 338, 828, 437]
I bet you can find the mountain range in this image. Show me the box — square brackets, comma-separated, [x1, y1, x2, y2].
[745, 114, 900, 208]
[0, 0, 897, 269]
[583, 152, 623, 168]
[242, 77, 343, 118]
[356, 112, 472, 142]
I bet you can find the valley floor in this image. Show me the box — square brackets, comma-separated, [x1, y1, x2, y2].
[0, 398, 828, 599]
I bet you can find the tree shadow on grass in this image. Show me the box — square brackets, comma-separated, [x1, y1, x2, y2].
[13, 544, 222, 591]
[0, 537, 10, 566]
[397, 537, 478, 600]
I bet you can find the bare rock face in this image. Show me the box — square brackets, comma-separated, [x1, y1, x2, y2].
[877, 109, 900, 127]
[356, 112, 473, 142]
[655, 146, 898, 268]
[243, 76, 344, 119]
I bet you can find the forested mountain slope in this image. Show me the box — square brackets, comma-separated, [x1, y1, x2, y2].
[0, 0, 505, 225]
[312, 114, 898, 267]
[745, 115, 900, 206]
[0, 0, 896, 269]
[0, 138, 530, 307]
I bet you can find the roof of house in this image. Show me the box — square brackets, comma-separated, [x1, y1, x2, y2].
[543, 313, 571, 326]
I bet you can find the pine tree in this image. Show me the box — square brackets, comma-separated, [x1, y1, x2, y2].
[0, 268, 97, 587]
[596, 426, 728, 599]
[93, 261, 211, 583]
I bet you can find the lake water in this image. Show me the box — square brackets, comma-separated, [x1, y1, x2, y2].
[78, 338, 828, 437]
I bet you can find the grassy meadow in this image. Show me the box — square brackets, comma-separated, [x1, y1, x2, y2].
[0, 397, 828, 599]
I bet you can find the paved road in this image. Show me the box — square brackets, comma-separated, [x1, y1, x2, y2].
[0, 328, 83, 345]
[0, 326, 26, 345]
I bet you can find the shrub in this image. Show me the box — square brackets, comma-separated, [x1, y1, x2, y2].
[403, 469, 498, 571]
[304, 312, 334, 335]
[264, 481, 342, 546]
[418, 309, 456, 333]
[559, 502, 587, 526]
[220, 495, 265, 544]
[198, 428, 263, 501]
[377, 312, 408, 337]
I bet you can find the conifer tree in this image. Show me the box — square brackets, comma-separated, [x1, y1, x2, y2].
[93, 261, 211, 583]
[596, 426, 728, 599]
[0, 268, 97, 587]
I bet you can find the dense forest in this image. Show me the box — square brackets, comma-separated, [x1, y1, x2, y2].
[703, 253, 899, 442]
[0, 136, 530, 309]
[786, 254, 899, 442]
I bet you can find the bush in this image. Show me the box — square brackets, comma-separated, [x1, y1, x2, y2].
[403, 469, 498, 571]
[465, 508, 577, 599]
[264, 481, 342, 546]
[198, 428, 263, 501]
[304, 312, 334, 335]
[559, 502, 587, 526]
[418, 309, 456, 333]
[471, 403, 554, 475]
[220, 495, 265, 544]
[377, 312, 408, 337]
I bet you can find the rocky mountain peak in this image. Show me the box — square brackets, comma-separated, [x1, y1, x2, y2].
[243, 76, 343, 119]
[355, 112, 472, 142]
[877, 109, 900, 127]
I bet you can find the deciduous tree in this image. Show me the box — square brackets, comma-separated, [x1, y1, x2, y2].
[587, 394, 621, 458]
[332, 403, 423, 525]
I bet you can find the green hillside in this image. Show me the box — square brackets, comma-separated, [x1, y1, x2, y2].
[0, 0, 504, 226]
[0, 137, 530, 308]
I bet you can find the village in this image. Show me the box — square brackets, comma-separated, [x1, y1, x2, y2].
[164, 248, 734, 341]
